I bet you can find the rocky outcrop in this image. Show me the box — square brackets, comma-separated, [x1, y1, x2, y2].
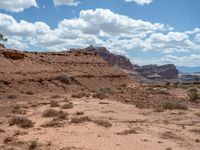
[78, 46, 178, 80]
[0, 48, 130, 91]
[81, 46, 135, 70]
[3, 51, 26, 60]
[133, 64, 179, 79]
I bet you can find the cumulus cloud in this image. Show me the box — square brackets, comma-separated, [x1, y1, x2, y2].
[134, 55, 200, 67]
[0, 9, 166, 50]
[0, 8, 200, 66]
[53, 0, 81, 6]
[125, 0, 153, 6]
[0, 0, 37, 12]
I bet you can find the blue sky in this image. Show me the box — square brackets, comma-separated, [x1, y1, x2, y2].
[0, 0, 200, 67]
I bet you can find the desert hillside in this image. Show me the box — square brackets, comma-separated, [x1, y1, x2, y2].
[0, 47, 200, 150]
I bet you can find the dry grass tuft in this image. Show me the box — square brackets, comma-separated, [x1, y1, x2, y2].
[93, 119, 112, 128]
[61, 103, 73, 109]
[42, 109, 60, 117]
[29, 140, 37, 149]
[71, 116, 91, 123]
[57, 74, 71, 84]
[50, 101, 60, 107]
[9, 116, 34, 128]
[7, 94, 17, 99]
[162, 101, 188, 110]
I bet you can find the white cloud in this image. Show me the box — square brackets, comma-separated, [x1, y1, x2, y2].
[0, 0, 37, 12]
[125, 0, 153, 6]
[60, 9, 165, 37]
[0, 8, 200, 67]
[6, 36, 28, 50]
[134, 55, 200, 67]
[53, 0, 81, 6]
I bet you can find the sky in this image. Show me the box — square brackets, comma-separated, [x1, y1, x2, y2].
[0, 0, 200, 67]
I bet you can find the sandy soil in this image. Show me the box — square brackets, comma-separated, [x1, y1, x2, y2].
[0, 91, 200, 150]
[1, 48, 200, 150]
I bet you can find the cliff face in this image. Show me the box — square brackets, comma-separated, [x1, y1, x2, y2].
[82, 46, 135, 70]
[80, 46, 178, 79]
[0, 48, 130, 92]
[133, 64, 179, 79]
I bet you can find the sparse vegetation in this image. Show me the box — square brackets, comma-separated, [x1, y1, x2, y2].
[57, 74, 71, 84]
[72, 92, 90, 98]
[61, 103, 73, 109]
[41, 120, 61, 128]
[0, 33, 7, 47]
[117, 129, 137, 135]
[42, 109, 60, 117]
[29, 140, 37, 150]
[93, 87, 113, 100]
[71, 116, 91, 123]
[50, 101, 60, 107]
[9, 116, 34, 128]
[190, 129, 200, 134]
[11, 105, 26, 114]
[4, 137, 13, 144]
[93, 120, 112, 128]
[162, 101, 188, 110]
[7, 94, 17, 99]
[26, 91, 34, 95]
[188, 88, 199, 102]
[75, 111, 84, 115]
[51, 94, 61, 99]
[42, 109, 68, 119]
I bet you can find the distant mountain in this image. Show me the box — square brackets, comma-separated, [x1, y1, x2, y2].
[177, 66, 200, 73]
[80, 46, 179, 79]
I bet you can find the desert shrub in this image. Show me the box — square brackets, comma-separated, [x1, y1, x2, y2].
[9, 116, 34, 128]
[154, 107, 164, 112]
[162, 101, 188, 110]
[41, 120, 61, 128]
[26, 91, 34, 95]
[7, 94, 17, 99]
[93, 120, 112, 128]
[93, 87, 113, 100]
[72, 92, 90, 98]
[13, 130, 28, 136]
[11, 105, 26, 114]
[50, 101, 60, 107]
[195, 112, 200, 117]
[188, 89, 199, 102]
[42, 109, 60, 117]
[51, 94, 60, 99]
[120, 83, 127, 87]
[29, 140, 37, 150]
[75, 111, 84, 115]
[190, 129, 200, 134]
[173, 81, 180, 88]
[61, 103, 73, 109]
[0, 129, 5, 133]
[4, 137, 13, 144]
[57, 74, 71, 84]
[71, 116, 91, 123]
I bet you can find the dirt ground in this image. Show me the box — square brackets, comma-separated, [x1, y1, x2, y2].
[0, 88, 200, 150]
[1, 48, 200, 150]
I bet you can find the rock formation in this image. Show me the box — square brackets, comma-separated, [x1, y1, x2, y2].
[81, 45, 135, 70]
[79, 46, 179, 80]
